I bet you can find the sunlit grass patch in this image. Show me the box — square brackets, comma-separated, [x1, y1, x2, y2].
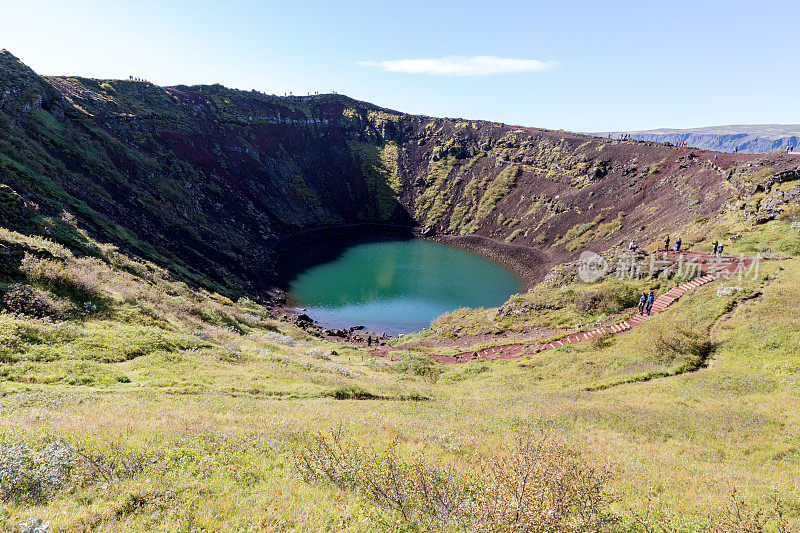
[0, 359, 129, 386]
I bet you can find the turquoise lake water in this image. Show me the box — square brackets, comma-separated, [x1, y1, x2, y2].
[282, 238, 523, 334]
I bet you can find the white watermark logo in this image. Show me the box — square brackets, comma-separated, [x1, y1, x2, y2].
[577, 251, 609, 282]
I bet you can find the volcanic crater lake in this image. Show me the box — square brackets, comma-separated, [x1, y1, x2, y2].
[280, 238, 524, 334]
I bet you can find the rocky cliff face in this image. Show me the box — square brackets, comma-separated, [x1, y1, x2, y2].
[1, 49, 798, 298]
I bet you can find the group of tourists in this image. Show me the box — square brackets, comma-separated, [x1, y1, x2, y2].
[626, 235, 727, 257]
[365, 332, 389, 346]
[665, 235, 728, 256]
[664, 235, 682, 252]
[630, 236, 732, 317]
[625, 235, 729, 258]
[638, 290, 656, 315]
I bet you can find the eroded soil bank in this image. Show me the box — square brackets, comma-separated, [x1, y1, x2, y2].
[427, 234, 552, 291]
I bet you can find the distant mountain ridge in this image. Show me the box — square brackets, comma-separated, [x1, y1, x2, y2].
[592, 124, 800, 154]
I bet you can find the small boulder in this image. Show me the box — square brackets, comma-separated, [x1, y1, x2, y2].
[289, 313, 314, 327]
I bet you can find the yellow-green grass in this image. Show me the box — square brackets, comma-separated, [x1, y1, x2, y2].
[1, 225, 799, 531]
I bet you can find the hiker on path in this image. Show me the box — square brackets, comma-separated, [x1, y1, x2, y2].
[629, 241, 637, 252]
[664, 235, 670, 252]
[675, 237, 682, 252]
[712, 241, 719, 255]
[646, 291, 655, 315]
[717, 244, 724, 256]
[638, 292, 647, 314]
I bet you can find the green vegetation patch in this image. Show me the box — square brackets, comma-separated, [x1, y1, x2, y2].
[348, 140, 401, 219]
[555, 213, 625, 251]
[474, 165, 519, 221]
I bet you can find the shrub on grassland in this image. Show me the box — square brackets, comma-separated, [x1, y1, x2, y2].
[623, 489, 790, 532]
[574, 280, 640, 314]
[71, 440, 158, 486]
[778, 204, 800, 222]
[295, 429, 616, 532]
[199, 307, 247, 334]
[707, 489, 790, 533]
[397, 353, 442, 381]
[590, 331, 614, 349]
[652, 320, 714, 369]
[19, 254, 102, 302]
[256, 331, 296, 346]
[0, 284, 75, 319]
[325, 363, 356, 378]
[306, 348, 330, 360]
[0, 441, 73, 504]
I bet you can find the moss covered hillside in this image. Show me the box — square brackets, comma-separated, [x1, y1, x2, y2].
[2, 49, 799, 295]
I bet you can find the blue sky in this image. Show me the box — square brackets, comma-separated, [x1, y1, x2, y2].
[2, 0, 798, 131]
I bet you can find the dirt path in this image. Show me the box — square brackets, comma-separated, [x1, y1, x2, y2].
[370, 251, 763, 364]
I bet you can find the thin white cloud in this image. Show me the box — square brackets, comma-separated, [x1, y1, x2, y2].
[357, 55, 558, 76]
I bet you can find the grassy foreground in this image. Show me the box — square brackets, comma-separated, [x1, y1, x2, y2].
[1, 220, 799, 532]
